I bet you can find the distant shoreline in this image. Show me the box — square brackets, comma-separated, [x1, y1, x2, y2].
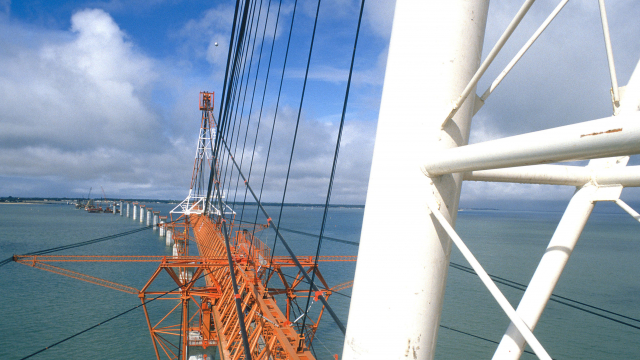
[0, 197, 365, 208]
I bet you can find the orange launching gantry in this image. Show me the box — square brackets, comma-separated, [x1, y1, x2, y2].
[14, 92, 355, 360]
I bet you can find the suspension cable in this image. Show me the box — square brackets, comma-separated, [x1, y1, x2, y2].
[206, 0, 247, 214]
[221, 0, 260, 196]
[236, 0, 282, 230]
[270, 0, 323, 282]
[18, 266, 210, 360]
[232, 0, 273, 207]
[251, 0, 299, 276]
[224, 0, 266, 205]
[301, 0, 365, 334]
[0, 221, 180, 269]
[218, 137, 347, 334]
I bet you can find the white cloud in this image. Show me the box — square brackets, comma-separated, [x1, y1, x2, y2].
[0, 9, 159, 152]
[2, 1, 639, 207]
[363, 0, 395, 39]
[0, 9, 196, 198]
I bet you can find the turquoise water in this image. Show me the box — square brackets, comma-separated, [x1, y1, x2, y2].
[0, 203, 639, 359]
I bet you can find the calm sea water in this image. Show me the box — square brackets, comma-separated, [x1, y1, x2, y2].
[0, 202, 638, 359]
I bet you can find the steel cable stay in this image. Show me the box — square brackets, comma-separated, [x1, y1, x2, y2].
[300, 0, 365, 340]
[205, 0, 250, 212]
[221, 0, 262, 193]
[17, 265, 214, 360]
[220, 0, 261, 196]
[217, 137, 347, 335]
[215, 0, 264, 216]
[425, 197, 552, 360]
[231, 0, 273, 208]
[268, 0, 321, 290]
[184, 234, 355, 299]
[244, 0, 298, 279]
[244, 222, 640, 331]
[211, 176, 253, 359]
[0, 220, 183, 269]
[448, 262, 640, 330]
[223, 0, 265, 201]
[438, 325, 538, 357]
[200, 1, 299, 355]
[238, 0, 283, 225]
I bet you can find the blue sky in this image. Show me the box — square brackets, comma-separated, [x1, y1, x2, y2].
[1, 1, 639, 206]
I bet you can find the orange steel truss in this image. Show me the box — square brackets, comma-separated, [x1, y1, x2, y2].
[14, 215, 355, 360]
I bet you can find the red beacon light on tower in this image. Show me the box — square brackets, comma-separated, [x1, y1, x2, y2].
[199, 91, 214, 111]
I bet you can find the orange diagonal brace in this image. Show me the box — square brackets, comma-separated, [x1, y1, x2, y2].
[331, 280, 354, 293]
[14, 258, 139, 294]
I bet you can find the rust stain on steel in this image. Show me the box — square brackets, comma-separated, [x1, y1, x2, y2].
[580, 128, 623, 138]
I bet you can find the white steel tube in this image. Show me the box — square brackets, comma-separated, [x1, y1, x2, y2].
[480, 0, 569, 102]
[615, 199, 640, 223]
[425, 112, 640, 176]
[464, 165, 589, 186]
[140, 207, 144, 223]
[595, 166, 640, 187]
[342, 2, 490, 359]
[426, 197, 551, 360]
[126, 202, 130, 217]
[598, 0, 620, 104]
[463, 165, 640, 187]
[619, 58, 640, 115]
[119, 201, 123, 216]
[132, 204, 137, 220]
[493, 185, 596, 359]
[443, 0, 535, 126]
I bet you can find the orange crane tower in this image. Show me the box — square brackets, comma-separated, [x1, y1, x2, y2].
[14, 92, 355, 360]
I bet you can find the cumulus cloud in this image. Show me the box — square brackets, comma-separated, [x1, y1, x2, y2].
[0, 9, 158, 152]
[2, 1, 639, 206]
[0, 9, 195, 198]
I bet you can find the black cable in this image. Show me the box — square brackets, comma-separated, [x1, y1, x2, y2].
[18, 264, 217, 360]
[232, 0, 273, 208]
[448, 262, 640, 330]
[276, 226, 360, 246]
[2, 220, 177, 267]
[0, 256, 13, 267]
[270, 0, 320, 277]
[17, 275, 194, 360]
[238, 221, 640, 332]
[211, 106, 255, 359]
[220, 0, 260, 197]
[439, 324, 537, 357]
[224, 0, 265, 204]
[253, 0, 300, 279]
[218, 138, 347, 334]
[301, 0, 365, 334]
[238, 0, 283, 226]
[205, 0, 244, 213]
